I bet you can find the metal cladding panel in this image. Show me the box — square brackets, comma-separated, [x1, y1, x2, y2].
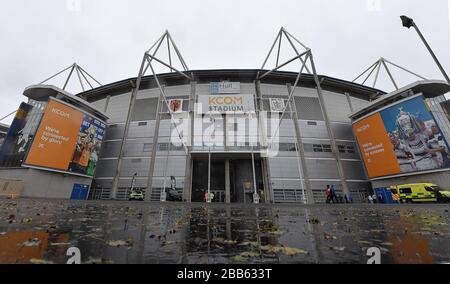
[95, 159, 118, 178]
[127, 121, 156, 138]
[268, 157, 301, 179]
[100, 141, 121, 158]
[294, 97, 325, 121]
[120, 158, 151, 177]
[196, 84, 211, 96]
[271, 179, 304, 190]
[240, 83, 255, 94]
[260, 84, 289, 97]
[93, 179, 113, 188]
[342, 160, 368, 180]
[306, 159, 340, 179]
[131, 98, 159, 121]
[164, 85, 191, 97]
[152, 156, 187, 177]
[350, 97, 371, 113]
[118, 178, 148, 188]
[137, 88, 161, 99]
[105, 124, 125, 140]
[90, 98, 107, 112]
[298, 120, 329, 139]
[331, 123, 355, 140]
[105, 93, 131, 123]
[151, 177, 186, 189]
[123, 139, 153, 158]
[278, 120, 295, 137]
[323, 91, 352, 122]
[158, 120, 175, 137]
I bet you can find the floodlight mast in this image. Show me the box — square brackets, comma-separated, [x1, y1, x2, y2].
[400, 15, 450, 84]
[110, 30, 193, 200]
[39, 63, 102, 92]
[257, 27, 351, 204]
[353, 57, 427, 90]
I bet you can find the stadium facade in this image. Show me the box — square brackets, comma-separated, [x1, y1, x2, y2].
[1, 29, 449, 203]
[79, 69, 383, 203]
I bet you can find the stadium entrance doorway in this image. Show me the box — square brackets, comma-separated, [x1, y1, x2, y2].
[191, 153, 265, 204]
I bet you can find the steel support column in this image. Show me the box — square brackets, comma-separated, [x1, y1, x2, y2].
[309, 54, 350, 197]
[251, 150, 258, 203]
[183, 81, 196, 202]
[287, 83, 314, 204]
[345, 92, 354, 113]
[207, 150, 211, 203]
[111, 58, 147, 199]
[225, 159, 231, 204]
[145, 85, 165, 201]
[255, 80, 273, 203]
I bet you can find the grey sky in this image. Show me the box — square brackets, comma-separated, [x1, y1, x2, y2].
[1, 0, 449, 124]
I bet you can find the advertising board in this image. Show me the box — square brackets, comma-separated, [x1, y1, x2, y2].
[353, 96, 450, 178]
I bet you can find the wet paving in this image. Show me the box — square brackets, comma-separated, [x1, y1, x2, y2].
[0, 198, 449, 264]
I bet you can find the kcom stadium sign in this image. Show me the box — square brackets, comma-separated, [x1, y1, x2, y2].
[197, 95, 255, 113]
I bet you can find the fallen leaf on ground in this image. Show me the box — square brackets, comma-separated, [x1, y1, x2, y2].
[20, 238, 41, 247]
[175, 220, 185, 228]
[161, 240, 176, 246]
[50, 242, 71, 246]
[261, 245, 308, 255]
[267, 229, 285, 235]
[238, 241, 259, 247]
[30, 259, 53, 264]
[239, 251, 260, 258]
[84, 257, 114, 264]
[107, 240, 128, 247]
[330, 246, 345, 252]
[324, 233, 337, 240]
[231, 255, 248, 262]
[283, 247, 309, 256]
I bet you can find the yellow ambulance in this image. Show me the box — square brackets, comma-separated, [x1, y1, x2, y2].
[389, 183, 450, 203]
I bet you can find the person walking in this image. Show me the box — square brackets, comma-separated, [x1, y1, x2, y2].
[331, 185, 338, 203]
[325, 185, 332, 204]
[348, 193, 353, 203]
[372, 193, 378, 204]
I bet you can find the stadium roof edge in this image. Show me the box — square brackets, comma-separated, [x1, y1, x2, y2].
[23, 85, 109, 121]
[75, 69, 386, 102]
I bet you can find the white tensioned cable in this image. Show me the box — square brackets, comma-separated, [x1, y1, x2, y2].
[148, 60, 189, 155]
[268, 52, 309, 148]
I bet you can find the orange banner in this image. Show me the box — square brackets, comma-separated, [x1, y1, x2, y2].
[353, 113, 400, 178]
[25, 100, 83, 171]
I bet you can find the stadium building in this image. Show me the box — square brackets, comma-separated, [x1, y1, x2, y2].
[1, 29, 448, 203]
[81, 68, 382, 204]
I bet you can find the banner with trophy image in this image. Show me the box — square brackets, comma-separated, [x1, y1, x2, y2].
[353, 95, 450, 178]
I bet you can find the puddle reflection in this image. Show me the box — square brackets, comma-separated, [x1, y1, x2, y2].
[0, 200, 449, 264]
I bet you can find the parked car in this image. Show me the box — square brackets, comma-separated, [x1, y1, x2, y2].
[167, 189, 182, 202]
[129, 190, 145, 201]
